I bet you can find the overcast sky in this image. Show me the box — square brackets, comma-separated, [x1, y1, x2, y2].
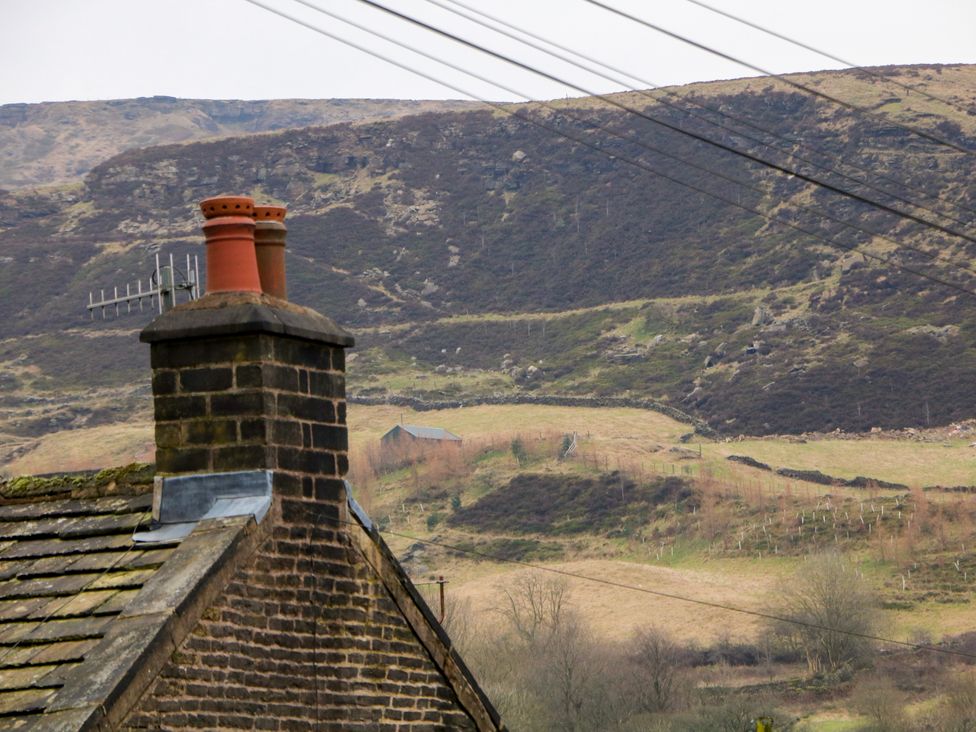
[3, 0, 975, 106]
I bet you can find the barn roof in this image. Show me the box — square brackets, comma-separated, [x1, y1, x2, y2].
[395, 424, 462, 441]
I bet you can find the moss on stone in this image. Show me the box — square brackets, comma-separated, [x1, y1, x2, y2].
[0, 462, 155, 501]
[2, 474, 85, 499]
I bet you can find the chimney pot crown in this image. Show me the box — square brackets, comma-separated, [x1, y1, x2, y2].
[200, 195, 255, 219]
[254, 205, 287, 222]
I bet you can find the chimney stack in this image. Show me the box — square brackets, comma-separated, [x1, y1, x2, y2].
[141, 195, 354, 520]
[253, 205, 288, 299]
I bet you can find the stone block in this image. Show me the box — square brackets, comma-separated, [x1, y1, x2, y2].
[182, 419, 237, 446]
[210, 391, 268, 418]
[156, 447, 209, 474]
[272, 338, 331, 369]
[212, 445, 270, 472]
[309, 371, 344, 399]
[276, 394, 335, 423]
[262, 364, 299, 393]
[150, 335, 270, 370]
[311, 424, 347, 452]
[180, 367, 233, 393]
[234, 364, 263, 389]
[154, 396, 206, 422]
[152, 370, 178, 396]
[275, 447, 335, 476]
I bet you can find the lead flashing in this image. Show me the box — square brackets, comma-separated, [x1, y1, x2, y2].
[133, 470, 272, 543]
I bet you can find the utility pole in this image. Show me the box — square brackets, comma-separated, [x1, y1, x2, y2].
[414, 575, 449, 623]
[437, 575, 447, 623]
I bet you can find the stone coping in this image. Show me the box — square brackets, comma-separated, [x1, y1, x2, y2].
[346, 495, 505, 731]
[140, 292, 354, 348]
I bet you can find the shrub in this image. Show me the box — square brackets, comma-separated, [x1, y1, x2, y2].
[770, 552, 880, 675]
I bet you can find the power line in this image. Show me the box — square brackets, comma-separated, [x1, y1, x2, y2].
[682, 0, 976, 119]
[354, 0, 976, 248]
[239, 0, 976, 660]
[284, 0, 976, 281]
[296, 502, 976, 663]
[244, 0, 976, 302]
[583, 0, 976, 157]
[416, 0, 976, 278]
[434, 0, 976, 233]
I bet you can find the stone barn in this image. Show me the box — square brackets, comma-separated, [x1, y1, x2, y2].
[381, 425, 463, 449]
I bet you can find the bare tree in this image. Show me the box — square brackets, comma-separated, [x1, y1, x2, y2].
[771, 552, 879, 674]
[489, 573, 623, 731]
[629, 626, 682, 714]
[680, 691, 767, 732]
[538, 612, 603, 731]
[498, 572, 569, 644]
[441, 595, 475, 651]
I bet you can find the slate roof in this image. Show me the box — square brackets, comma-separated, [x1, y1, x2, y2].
[388, 424, 462, 441]
[0, 468, 268, 730]
[0, 489, 165, 724]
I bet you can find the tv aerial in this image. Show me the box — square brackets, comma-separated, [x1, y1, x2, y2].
[86, 252, 200, 319]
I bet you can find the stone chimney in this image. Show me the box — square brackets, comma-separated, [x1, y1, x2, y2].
[140, 194, 354, 519]
[125, 196, 505, 731]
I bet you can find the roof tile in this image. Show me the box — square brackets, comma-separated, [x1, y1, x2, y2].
[59, 551, 132, 574]
[0, 600, 48, 623]
[20, 639, 99, 667]
[0, 688, 55, 715]
[0, 574, 102, 601]
[0, 474, 189, 729]
[0, 495, 152, 523]
[31, 591, 119, 620]
[88, 569, 156, 591]
[0, 665, 60, 692]
[0, 563, 26, 582]
[19, 557, 77, 578]
[0, 534, 134, 560]
[0, 616, 114, 645]
[93, 590, 138, 615]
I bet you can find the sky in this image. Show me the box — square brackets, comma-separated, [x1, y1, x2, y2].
[2, 0, 975, 106]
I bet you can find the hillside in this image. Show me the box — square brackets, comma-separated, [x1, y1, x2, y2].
[0, 96, 478, 188]
[2, 64, 976, 462]
[12, 404, 976, 728]
[358, 404, 976, 729]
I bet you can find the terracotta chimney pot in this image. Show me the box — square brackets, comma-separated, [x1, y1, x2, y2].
[253, 205, 288, 300]
[199, 195, 262, 294]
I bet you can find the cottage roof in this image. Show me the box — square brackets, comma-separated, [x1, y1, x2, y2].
[0, 469, 169, 724]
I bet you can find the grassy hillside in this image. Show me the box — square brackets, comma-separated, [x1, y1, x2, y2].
[348, 403, 976, 730]
[0, 96, 478, 188]
[2, 64, 976, 455]
[13, 399, 976, 629]
[8, 400, 976, 728]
